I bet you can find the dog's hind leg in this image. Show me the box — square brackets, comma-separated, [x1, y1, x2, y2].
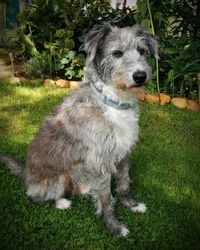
[116, 156, 146, 213]
[91, 174, 129, 237]
[26, 175, 71, 209]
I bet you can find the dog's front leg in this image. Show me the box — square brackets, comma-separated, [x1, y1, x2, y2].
[93, 174, 129, 237]
[116, 156, 147, 213]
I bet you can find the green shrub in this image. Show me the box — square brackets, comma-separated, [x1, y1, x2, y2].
[136, 0, 200, 98]
[25, 52, 53, 79]
[15, 0, 136, 80]
[59, 51, 85, 80]
[15, 0, 200, 98]
[160, 36, 200, 98]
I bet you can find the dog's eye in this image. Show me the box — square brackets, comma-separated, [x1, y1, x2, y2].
[112, 50, 123, 58]
[138, 48, 146, 56]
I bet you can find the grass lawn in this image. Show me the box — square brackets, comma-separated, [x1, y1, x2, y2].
[0, 79, 200, 250]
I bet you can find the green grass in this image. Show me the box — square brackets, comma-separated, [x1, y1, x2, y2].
[0, 80, 200, 250]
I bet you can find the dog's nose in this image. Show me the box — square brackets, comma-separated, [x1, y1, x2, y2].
[132, 71, 147, 85]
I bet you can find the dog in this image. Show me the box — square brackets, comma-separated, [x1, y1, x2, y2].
[0, 24, 158, 237]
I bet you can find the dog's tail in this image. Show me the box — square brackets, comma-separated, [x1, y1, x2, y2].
[0, 154, 24, 177]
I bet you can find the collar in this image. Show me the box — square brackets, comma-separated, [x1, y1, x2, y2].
[90, 82, 136, 110]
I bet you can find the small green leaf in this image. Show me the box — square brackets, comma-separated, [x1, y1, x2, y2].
[141, 19, 150, 31]
[162, 48, 178, 55]
[68, 51, 76, 59]
[61, 58, 69, 64]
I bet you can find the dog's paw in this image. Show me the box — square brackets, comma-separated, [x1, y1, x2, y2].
[95, 207, 102, 216]
[107, 220, 129, 237]
[55, 198, 71, 209]
[131, 203, 147, 213]
[113, 224, 129, 237]
[120, 226, 129, 237]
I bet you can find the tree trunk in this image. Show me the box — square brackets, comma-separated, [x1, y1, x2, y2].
[21, 33, 39, 57]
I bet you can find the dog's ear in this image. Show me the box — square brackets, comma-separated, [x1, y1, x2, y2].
[135, 25, 159, 59]
[83, 24, 112, 61]
[146, 34, 159, 59]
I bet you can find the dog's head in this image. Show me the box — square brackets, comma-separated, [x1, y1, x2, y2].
[84, 24, 158, 90]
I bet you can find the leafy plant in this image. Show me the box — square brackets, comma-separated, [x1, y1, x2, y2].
[25, 52, 53, 79]
[15, 0, 136, 80]
[169, 0, 200, 38]
[59, 51, 85, 80]
[136, 0, 200, 99]
[160, 36, 200, 98]
[135, 0, 170, 39]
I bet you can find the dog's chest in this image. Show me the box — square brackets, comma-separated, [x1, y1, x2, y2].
[104, 107, 139, 157]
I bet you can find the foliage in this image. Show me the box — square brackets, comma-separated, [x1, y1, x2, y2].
[136, 0, 200, 99]
[14, 0, 200, 98]
[160, 36, 200, 98]
[25, 52, 53, 79]
[135, 0, 170, 39]
[15, 0, 136, 80]
[59, 51, 85, 80]
[169, 0, 200, 38]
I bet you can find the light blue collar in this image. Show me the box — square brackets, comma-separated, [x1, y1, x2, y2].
[90, 82, 136, 110]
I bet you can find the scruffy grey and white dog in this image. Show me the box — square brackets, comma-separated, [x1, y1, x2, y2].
[0, 24, 158, 236]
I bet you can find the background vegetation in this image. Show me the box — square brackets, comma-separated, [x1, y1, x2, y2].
[12, 0, 200, 100]
[136, 0, 200, 100]
[13, 0, 135, 80]
[0, 80, 200, 249]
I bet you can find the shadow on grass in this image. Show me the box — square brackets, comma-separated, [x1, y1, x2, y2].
[0, 80, 67, 157]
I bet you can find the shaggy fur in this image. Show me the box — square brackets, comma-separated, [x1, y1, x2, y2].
[0, 24, 158, 236]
